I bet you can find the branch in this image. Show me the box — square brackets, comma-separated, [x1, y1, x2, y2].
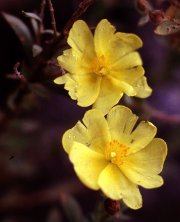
[40, 0, 46, 21]
[63, 0, 95, 35]
[47, 0, 58, 38]
[39, 0, 46, 38]
[6, 62, 27, 83]
[149, 105, 180, 124]
[126, 97, 180, 124]
[31, 0, 95, 79]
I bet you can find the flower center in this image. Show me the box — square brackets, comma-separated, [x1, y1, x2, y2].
[105, 140, 129, 166]
[91, 55, 108, 76]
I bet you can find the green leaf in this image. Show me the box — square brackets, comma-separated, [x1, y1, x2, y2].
[155, 20, 180, 35]
[2, 12, 33, 63]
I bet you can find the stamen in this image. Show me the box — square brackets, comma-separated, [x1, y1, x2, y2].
[105, 140, 129, 166]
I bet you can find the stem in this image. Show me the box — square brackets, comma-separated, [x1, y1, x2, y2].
[31, 0, 95, 80]
[63, 0, 95, 35]
[13, 62, 21, 77]
[39, 0, 46, 32]
[40, 0, 46, 22]
[125, 97, 180, 124]
[47, 0, 58, 38]
[37, 0, 46, 44]
[13, 62, 27, 83]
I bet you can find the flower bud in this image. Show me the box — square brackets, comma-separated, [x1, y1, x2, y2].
[104, 198, 120, 215]
[149, 10, 166, 25]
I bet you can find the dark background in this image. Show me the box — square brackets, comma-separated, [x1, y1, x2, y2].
[0, 0, 180, 221]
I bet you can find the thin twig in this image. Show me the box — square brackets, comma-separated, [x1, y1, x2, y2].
[39, 0, 46, 35]
[32, 0, 95, 79]
[63, 0, 95, 36]
[13, 62, 27, 83]
[149, 105, 180, 124]
[14, 62, 21, 77]
[40, 0, 46, 21]
[47, 0, 58, 38]
[6, 62, 26, 83]
[125, 97, 180, 124]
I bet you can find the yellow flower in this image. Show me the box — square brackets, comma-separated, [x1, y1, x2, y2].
[62, 105, 167, 209]
[54, 19, 152, 114]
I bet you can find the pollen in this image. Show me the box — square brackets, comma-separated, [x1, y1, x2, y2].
[110, 151, 117, 158]
[105, 140, 129, 166]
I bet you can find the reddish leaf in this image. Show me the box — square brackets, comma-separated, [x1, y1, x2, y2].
[138, 15, 150, 26]
[22, 11, 41, 22]
[155, 20, 180, 35]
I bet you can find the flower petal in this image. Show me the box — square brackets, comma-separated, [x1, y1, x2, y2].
[133, 76, 152, 98]
[94, 19, 116, 57]
[110, 51, 143, 70]
[105, 32, 143, 64]
[57, 49, 90, 75]
[54, 74, 77, 100]
[54, 75, 66, 84]
[73, 74, 101, 107]
[94, 19, 143, 65]
[120, 138, 167, 188]
[62, 121, 89, 153]
[69, 142, 108, 190]
[98, 163, 142, 209]
[129, 121, 157, 153]
[111, 66, 145, 85]
[67, 20, 95, 58]
[115, 32, 143, 51]
[83, 109, 111, 154]
[107, 105, 138, 141]
[117, 81, 136, 97]
[93, 76, 123, 114]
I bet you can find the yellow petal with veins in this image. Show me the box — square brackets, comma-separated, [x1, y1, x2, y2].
[93, 76, 123, 114]
[120, 138, 167, 188]
[57, 49, 90, 75]
[62, 121, 89, 153]
[110, 52, 142, 70]
[129, 121, 157, 154]
[83, 109, 111, 154]
[134, 76, 152, 98]
[68, 20, 95, 59]
[70, 142, 108, 190]
[73, 74, 101, 107]
[98, 163, 142, 209]
[107, 105, 138, 141]
[94, 19, 116, 57]
[110, 66, 144, 85]
[54, 74, 77, 100]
